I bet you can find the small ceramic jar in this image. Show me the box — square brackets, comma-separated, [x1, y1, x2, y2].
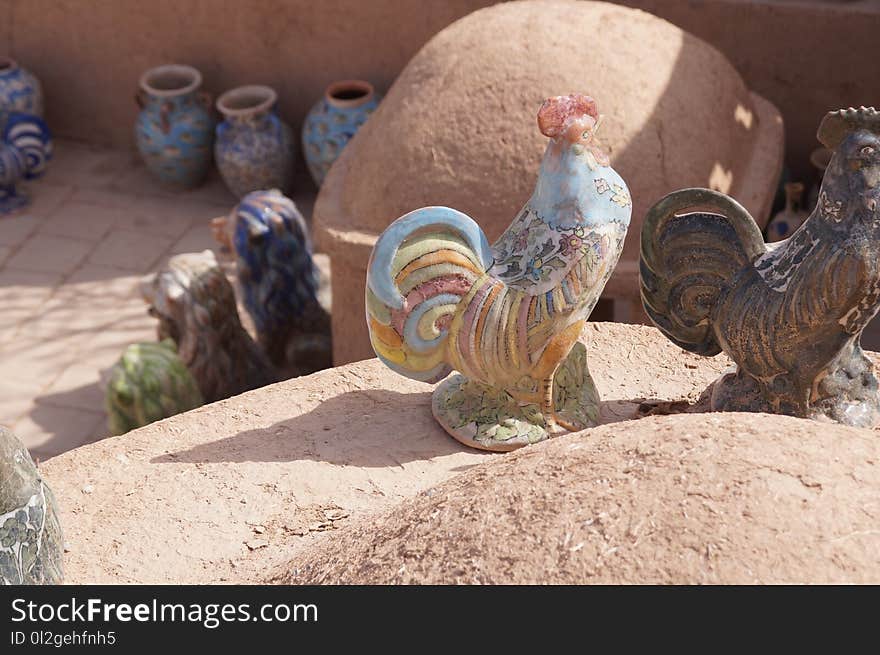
[766, 181, 808, 242]
[302, 80, 381, 186]
[134, 64, 215, 189]
[214, 85, 294, 198]
[0, 57, 43, 120]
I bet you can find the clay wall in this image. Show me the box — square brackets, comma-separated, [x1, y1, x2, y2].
[1, 0, 876, 179]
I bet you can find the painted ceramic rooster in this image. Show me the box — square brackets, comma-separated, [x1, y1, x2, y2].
[366, 95, 632, 450]
[640, 106, 880, 427]
[214, 189, 332, 375]
[0, 111, 52, 214]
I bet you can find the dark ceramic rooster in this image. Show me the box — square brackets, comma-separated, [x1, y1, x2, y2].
[640, 106, 880, 427]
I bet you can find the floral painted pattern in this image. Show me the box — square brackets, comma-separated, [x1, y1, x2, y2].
[136, 92, 214, 189]
[490, 199, 626, 294]
[819, 191, 843, 221]
[215, 110, 294, 198]
[0, 483, 63, 585]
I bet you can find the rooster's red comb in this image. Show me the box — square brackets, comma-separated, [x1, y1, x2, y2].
[537, 95, 599, 138]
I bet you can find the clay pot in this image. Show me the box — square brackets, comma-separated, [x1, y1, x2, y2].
[302, 80, 381, 187]
[214, 85, 294, 198]
[134, 64, 215, 189]
[0, 56, 43, 119]
[766, 181, 809, 242]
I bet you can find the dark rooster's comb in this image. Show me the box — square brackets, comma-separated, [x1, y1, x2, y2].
[817, 106, 880, 149]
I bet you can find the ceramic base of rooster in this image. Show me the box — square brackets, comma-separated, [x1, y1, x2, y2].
[709, 340, 880, 428]
[432, 342, 600, 452]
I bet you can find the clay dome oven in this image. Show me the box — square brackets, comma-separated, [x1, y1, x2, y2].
[313, 0, 783, 364]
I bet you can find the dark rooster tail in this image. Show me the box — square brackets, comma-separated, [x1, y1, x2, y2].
[639, 188, 765, 355]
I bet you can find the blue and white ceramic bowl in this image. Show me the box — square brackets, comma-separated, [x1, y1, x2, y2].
[302, 80, 381, 187]
[0, 111, 53, 215]
[215, 85, 294, 199]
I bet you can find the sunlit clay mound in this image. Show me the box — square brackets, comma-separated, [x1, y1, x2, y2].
[39, 322, 730, 583]
[39, 322, 879, 584]
[274, 413, 880, 585]
[313, 0, 784, 364]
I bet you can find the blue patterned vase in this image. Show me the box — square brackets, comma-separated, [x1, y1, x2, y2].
[0, 57, 43, 121]
[0, 112, 53, 215]
[215, 86, 294, 198]
[302, 80, 381, 187]
[134, 64, 215, 189]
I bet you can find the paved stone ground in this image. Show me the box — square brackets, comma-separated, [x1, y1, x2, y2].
[0, 139, 318, 461]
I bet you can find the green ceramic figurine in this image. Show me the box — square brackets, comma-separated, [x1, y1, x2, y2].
[105, 339, 204, 436]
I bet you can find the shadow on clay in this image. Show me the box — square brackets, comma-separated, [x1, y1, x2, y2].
[26, 382, 108, 462]
[151, 388, 462, 467]
[148, 387, 704, 467]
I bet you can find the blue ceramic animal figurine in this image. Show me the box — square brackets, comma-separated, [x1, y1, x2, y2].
[216, 189, 332, 374]
[0, 111, 52, 215]
[0, 426, 64, 584]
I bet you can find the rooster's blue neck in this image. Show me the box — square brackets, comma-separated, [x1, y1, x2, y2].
[529, 140, 605, 229]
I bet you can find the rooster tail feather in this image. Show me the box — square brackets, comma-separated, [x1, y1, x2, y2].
[640, 188, 765, 355]
[366, 206, 493, 382]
